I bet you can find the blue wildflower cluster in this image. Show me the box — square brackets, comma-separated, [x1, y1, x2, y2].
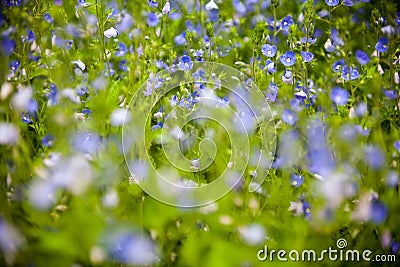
[0, 0, 399, 266]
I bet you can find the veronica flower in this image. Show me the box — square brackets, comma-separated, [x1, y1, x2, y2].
[370, 200, 388, 225]
[174, 31, 186, 45]
[281, 69, 293, 84]
[205, 0, 219, 10]
[233, 0, 247, 16]
[148, 0, 158, 8]
[6, 0, 22, 6]
[303, 201, 311, 220]
[178, 55, 193, 71]
[261, 44, 277, 57]
[151, 121, 163, 131]
[64, 39, 73, 50]
[282, 109, 298, 126]
[115, 42, 127, 57]
[147, 12, 159, 27]
[376, 37, 389, 53]
[42, 134, 55, 147]
[26, 30, 36, 42]
[364, 145, 384, 169]
[281, 15, 294, 32]
[280, 51, 296, 67]
[300, 51, 314, 63]
[265, 59, 276, 73]
[332, 59, 344, 72]
[355, 50, 370, 65]
[330, 87, 349, 106]
[325, 0, 339, 7]
[341, 66, 359, 81]
[0, 123, 19, 145]
[44, 13, 54, 23]
[383, 89, 398, 99]
[9, 60, 20, 73]
[104, 27, 118, 38]
[291, 174, 304, 187]
[265, 81, 278, 102]
[355, 102, 368, 117]
[1, 36, 16, 56]
[394, 141, 400, 153]
[162, 2, 171, 14]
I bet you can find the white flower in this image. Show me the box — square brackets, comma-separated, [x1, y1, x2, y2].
[1, 82, 12, 100]
[11, 86, 32, 110]
[110, 108, 130, 126]
[162, 1, 171, 14]
[205, 0, 219, 10]
[0, 123, 19, 145]
[0, 219, 23, 265]
[102, 189, 119, 208]
[104, 27, 118, 38]
[238, 224, 266, 245]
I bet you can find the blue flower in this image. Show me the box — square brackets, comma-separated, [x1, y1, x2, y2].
[280, 51, 296, 67]
[265, 60, 276, 74]
[300, 51, 314, 63]
[76, 86, 89, 96]
[21, 112, 33, 123]
[77, 0, 90, 6]
[355, 102, 368, 117]
[42, 134, 55, 147]
[65, 40, 73, 50]
[119, 59, 128, 72]
[148, 0, 158, 8]
[282, 109, 298, 125]
[291, 174, 304, 187]
[1, 36, 16, 56]
[370, 200, 388, 225]
[261, 44, 277, 57]
[325, 0, 339, 6]
[302, 201, 311, 220]
[394, 141, 400, 153]
[281, 69, 293, 84]
[26, 30, 36, 42]
[364, 145, 384, 169]
[343, 0, 354, 6]
[72, 131, 101, 155]
[332, 59, 344, 72]
[9, 60, 20, 72]
[174, 31, 187, 46]
[115, 42, 127, 57]
[392, 242, 399, 254]
[265, 81, 278, 102]
[330, 87, 349, 106]
[26, 99, 38, 113]
[178, 55, 193, 71]
[233, 0, 247, 16]
[281, 15, 294, 32]
[331, 28, 344, 47]
[44, 13, 54, 23]
[6, 0, 22, 6]
[151, 121, 163, 131]
[376, 37, 389, 53]
[147, 12, 159, 27]
[341, 66, 359, 81]
[383, 89, 398, 99]
[355, 50, 370, 65]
